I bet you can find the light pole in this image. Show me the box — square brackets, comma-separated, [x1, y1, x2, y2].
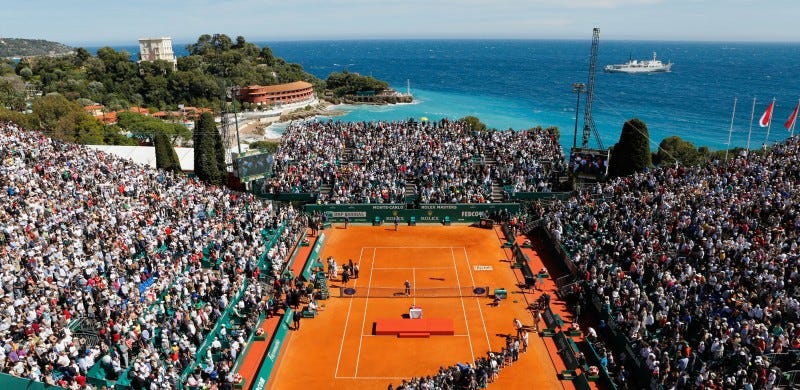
[231, 85, 242, 155]
[572, 83, 586, 150]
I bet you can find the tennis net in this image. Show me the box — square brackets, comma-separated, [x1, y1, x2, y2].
[338, 285, 490, 298]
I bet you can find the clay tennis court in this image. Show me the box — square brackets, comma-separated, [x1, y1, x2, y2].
[267, 225, 564, 389]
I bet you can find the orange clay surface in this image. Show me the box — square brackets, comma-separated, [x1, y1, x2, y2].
[237, 240, 313, 388]
[267, 224, 565, 390]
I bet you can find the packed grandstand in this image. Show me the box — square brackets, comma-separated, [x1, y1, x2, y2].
[258, 119, 567, 204]
[1, 117, 800, 389]
[543, 138, 800, 389]
[0, 122, 307, 388]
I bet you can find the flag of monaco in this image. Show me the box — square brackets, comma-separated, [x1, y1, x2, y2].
[785, 101, 800, 130]
[759, 100, 775, 127]
[758, 100, 775, 127]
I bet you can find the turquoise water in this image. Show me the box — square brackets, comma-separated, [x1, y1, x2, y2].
[328, 88, 556, 131]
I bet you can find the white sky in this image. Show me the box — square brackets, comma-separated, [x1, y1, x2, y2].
[2, 0, 798, 45]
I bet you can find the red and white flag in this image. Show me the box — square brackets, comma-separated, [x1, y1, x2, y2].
[759, 100, 775, 127]
[785, 101, 799, 130]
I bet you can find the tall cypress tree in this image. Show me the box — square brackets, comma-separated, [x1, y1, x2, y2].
[155, 130, 182, 172]
[194, 112, 222, 184]
[609, 118, 652, 177]
[213, 121, 227, 184]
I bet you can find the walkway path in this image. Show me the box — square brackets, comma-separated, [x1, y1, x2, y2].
[496, 225, 600, 390]
[237, 230, 315, 389]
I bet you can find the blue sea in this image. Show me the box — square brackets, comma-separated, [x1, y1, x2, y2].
[92, 39, 800, 151]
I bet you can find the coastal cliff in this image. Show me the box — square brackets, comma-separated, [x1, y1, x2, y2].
[278, 100, 347, 121]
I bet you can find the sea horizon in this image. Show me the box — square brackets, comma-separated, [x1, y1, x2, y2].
[74, 37, 800, 47]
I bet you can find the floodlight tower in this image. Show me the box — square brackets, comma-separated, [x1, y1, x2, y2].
[582, 28, 604, 149]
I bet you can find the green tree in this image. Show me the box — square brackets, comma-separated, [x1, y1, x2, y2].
[654, 136, 701, 166]
[459, 115, 488, 132]
[248, 140, 279, 153]
[194, 112, 223, 184]
[260, 46, 276, 67]
[0, 76, 26, 111]
[74, 114, 105, 145]
[116, 111, 191, 144]
[31, 94, 85, 141]
[155, 130, 182, 172]
[0, 107, 33, 128]
[325, 71, 388, 96]
[102, 124, 138, 146]
[608, 118, 652, 177]
[213, 118, 227, 183]
[0, 60, 16, 76]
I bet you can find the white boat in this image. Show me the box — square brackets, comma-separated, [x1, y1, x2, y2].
[604, 52, 672, 74]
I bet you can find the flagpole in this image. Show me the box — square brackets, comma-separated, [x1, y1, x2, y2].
[792, 98, 800, 139]
[764, 97, 776, 149]
[746, 97, 756, 153]
[725, 97, 737, 162]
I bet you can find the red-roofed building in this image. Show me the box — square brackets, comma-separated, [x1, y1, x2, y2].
[82, 105, 118, 124]
[237, 81, 314, 106]
[83, 105, 104, 116]
[96, 111, 118, 125]
[152, 111, 182, 119]
[127, 107, 150, 115]
[180, 106, 213, 120]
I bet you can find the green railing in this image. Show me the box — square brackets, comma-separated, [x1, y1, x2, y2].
[301, 233, 326, 281]
[250, 310, 293, 390]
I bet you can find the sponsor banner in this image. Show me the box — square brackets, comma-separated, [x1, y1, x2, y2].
[419, 204, 458, 210]
[326, 211, 367, 218]
[305, 204, 520, 223]
[473, 265, 494, 271]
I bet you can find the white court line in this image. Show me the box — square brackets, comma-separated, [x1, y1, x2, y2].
[451, 247, 475, 362]
[412, 267, 416, 306]
[354, 247, 377, 377]
[463, 247, 492, 350]
[364, 246, 466, 248]
[334, 246, 364, 377]
[372, 266, 454, 270]
[360, 334, 471, 337]
[335, 376, 408, 380]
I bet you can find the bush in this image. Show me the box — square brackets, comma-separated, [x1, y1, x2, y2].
[248, 140, 279, 153]
[459, 116, 487, 132]
[654, 136, 700, 166]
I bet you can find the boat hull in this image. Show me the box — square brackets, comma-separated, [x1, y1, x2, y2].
[603, 66, 671, 74]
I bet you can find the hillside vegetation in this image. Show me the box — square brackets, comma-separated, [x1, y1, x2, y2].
[14, 34, 323, 111]
[0, 38, 73, 58]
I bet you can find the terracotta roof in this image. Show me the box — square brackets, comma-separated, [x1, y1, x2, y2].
[127, 107, 150, 114]
[95, 112, 117, 124]
[242, 81, 313, 94]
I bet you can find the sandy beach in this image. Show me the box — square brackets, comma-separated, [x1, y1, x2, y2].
[236, 100, 349, 144]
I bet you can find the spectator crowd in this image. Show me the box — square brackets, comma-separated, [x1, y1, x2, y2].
[544, 138, 800, 389]
[0, 122, 306, 389]
[390, 334, 524, 390]
[260, 119, 566, 204]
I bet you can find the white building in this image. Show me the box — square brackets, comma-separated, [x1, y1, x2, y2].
[138, 37, 177, 68]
